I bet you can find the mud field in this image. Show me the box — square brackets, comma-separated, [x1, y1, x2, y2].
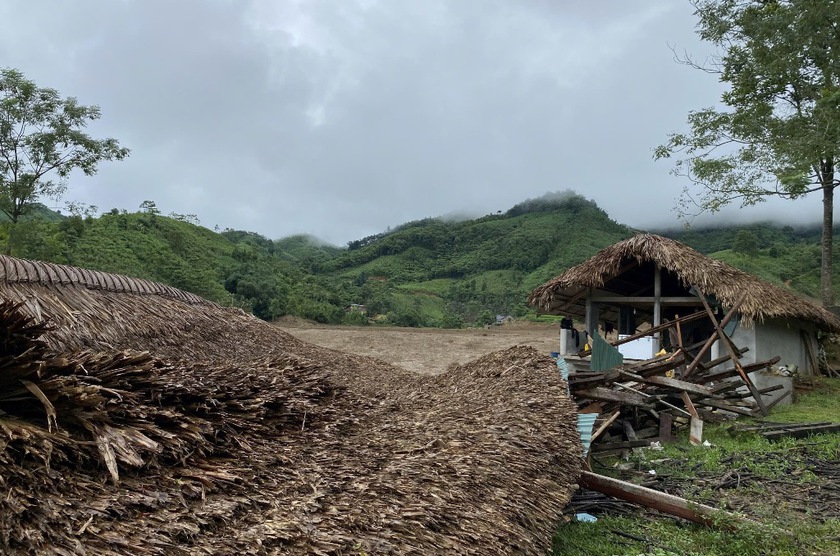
[276, 319, 561, 374]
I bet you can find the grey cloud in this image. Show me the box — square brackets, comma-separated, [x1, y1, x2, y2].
[0, 0, 813, 245]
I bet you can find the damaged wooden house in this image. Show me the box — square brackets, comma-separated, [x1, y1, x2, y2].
[529, 234, 840, 446]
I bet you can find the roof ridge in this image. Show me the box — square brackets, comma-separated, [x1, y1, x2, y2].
[0, 255, 212, 306]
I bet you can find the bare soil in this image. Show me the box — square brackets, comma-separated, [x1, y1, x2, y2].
[275, 320, 561, 374]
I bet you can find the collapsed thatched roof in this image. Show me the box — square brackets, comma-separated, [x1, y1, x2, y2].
[0, 255, 581, 555]
[528, 233, 840, 332]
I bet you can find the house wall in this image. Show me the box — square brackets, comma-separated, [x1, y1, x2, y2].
[711, 317, 819, 408]
[711, 321, 757, 366]
[710, 317, 817, 372]
[755, 318, 818, 375]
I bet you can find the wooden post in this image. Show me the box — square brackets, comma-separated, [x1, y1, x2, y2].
[683, 291, 748, 379]
[695, 291, 768, 416]
[653, 266, 662, 357]
[659, 411, 674, 442]
[585, 292, 599, 341]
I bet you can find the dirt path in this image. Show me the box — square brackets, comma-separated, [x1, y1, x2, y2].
[275, 321, 561, 374]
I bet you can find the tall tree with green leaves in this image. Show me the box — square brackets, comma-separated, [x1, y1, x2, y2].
[732, 229, 759, 258]
[655, 0, 840, 306]
[0, 68, 129, 251]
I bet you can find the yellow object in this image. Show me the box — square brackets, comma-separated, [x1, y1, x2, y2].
[656, 348, 667, 356]
[665, 369, 675, 378]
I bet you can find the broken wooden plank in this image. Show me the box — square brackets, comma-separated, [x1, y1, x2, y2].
[591, 440, 657, 452]
[579, 471, 746, 526]
[620, 371, 714, 396]
[735, 421, 832, 432]
[691, 347, 750, 375]
[723, 383, 784, 399]
[628, 354, 687, 378]
[590, 410, 621, 443]
[693, 398, 757, 417]
[577, 387, 651, 406]
[763, 389, 791, 411]
[683, 291, 748, 378]
[689, 416, 704, 446]
[680, 391, 698, 418]
[762, 422, 840, 440]
[659, 412, 674, 443]
[698, 357, 781, 387]
[695, 291, 768, 416]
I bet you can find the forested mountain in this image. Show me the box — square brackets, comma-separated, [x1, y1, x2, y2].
[1, 193, 834, 327]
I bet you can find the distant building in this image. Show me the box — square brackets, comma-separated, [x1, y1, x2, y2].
[495, 315, 514, 325]
[345, 304, 367, 314]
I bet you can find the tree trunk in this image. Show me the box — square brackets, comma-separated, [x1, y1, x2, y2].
[821, 160, 835, 308]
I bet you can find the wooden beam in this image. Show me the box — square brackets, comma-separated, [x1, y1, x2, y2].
[692, 347, 751, 374]
[591, 439, 655, 452]
[577, 386, 652, 406]
[590, 410, 621, 442]
[699, 356, 780, 388]
[653, 266, 662, 358]
[683, 291, 748, 378]
[693, 398, 756, 417]
[802, 329, 820, 378]
[576, 310, 709, 356]
[680, 391, 699, 418]
[659, 411, 674, 442]
[579, 471, 746, 527]
[587, 296, 705, 304]
[762, 421, 840, 440]
[619, 372, 714, 396]
[696, 291, 768, 416]
[549, 286, 588, 313]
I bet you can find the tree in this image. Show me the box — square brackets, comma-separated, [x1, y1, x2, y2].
[654, 1, 840, 306]
[0, 68, 129, 248]
[732, 229, 759, 258]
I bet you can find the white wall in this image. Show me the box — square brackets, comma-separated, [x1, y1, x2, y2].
[755, 318, 818, 375]
[711, 319, 757, 367]
[710, 317, 818, 372]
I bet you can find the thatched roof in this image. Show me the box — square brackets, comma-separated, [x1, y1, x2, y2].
[528, 233, 840, 332]
[0, 255, 582, 555]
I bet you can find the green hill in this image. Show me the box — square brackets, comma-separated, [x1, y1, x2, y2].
[3, 192, 836, 327]
[316, 192, 633, 325]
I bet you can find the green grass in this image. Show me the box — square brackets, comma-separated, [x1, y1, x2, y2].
[552, 380, 840, 555]
[554, 514, 840, 556]
[769, 378, 840, 423]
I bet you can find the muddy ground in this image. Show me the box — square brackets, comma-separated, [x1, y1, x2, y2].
[275, 319, 561, 374]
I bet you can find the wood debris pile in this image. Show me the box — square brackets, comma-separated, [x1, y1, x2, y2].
[568, 299, 796, 453]
[0, 257, 583, 556]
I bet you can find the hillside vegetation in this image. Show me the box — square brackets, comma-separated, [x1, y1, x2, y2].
[1, 194, 835, 326]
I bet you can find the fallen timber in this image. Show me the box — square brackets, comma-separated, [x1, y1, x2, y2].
[579, 471, 747, 527]
[567, 306, 792, 453]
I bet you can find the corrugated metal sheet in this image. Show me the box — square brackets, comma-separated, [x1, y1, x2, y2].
[555, 357, 570, 382]
[590, 331, 624, 371]
[577, 412, 599, 457]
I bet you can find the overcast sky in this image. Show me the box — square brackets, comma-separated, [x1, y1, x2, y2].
[0, 0, 824, 245]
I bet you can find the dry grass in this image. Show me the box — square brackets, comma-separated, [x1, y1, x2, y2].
[0, 255, 583, 555]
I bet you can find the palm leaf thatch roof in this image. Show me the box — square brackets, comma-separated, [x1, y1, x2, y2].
[528, 233, 840, 332]
[0, 255, 581, 555]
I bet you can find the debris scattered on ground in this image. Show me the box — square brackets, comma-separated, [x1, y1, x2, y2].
[0, 256, 585, 555]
